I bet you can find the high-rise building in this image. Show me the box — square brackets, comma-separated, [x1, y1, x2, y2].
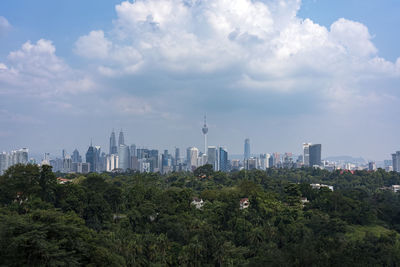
[392, 151, 400, 172]
[130, 144, 136, 157]
[118, 144, 130, 171]
[368, 161, 377, 171]
[85, 143, 97, 172]
[309, 144, 322, 167]
[72, 149, 82, 163]
[0, 152, 8, 174]
[260, 154, 267, 170]
[273, 152, 281, 167]
[118, 130, 125, 147]
[106, 154, 119, 172]
[63, 155, 72, 173]
[303, 143, 312, 167]
[207, 146, 217, 170]
[244, 138, 250, 160]
[109, 130, 118, 155]
[189, 147, 199, 170]
[219, 147, 228, 172]
[202, 115, 208, 155]
[175, 147, 180, 165]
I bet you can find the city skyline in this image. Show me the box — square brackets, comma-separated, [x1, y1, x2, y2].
[1, 0, 400, 160]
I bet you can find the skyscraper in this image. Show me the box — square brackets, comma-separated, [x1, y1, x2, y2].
[207, 146, 217, 170]
[175, 147, 180, 165]
[303, 143, 311, 167]
[244, 138, 250, 160]
[86, 143, 96, 172]
[72, 149, 82, 163]
[219, 147, 228, 172]
[118, 130, 125, 147]
[202, 115, 208, 155]
[109, 130, 118, 154]
[130, 144, 137, 157]
[392, 151, 400, 172]
[309, 144, 322, 167]
[189, 147, 199, 170]
[118, 144, 130, 171]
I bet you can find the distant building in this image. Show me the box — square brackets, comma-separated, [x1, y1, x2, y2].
[191, 197, 204, 209]
[240, 198, 250, 209]
[109, 130, 118, 155]
[118, 144, 130, 171]
[392, 151, 400, 172]
[207, 146, 217, 170]
[106, 154, 119, 172]
[303, 143, 311, 167]
[368, 161, 377, 171]
[118, 130, 125, 147]
[189, 147, 199, 170]
[244, 138, 250, 160]
[86, 144, 97, 172]
[218, 147, 228, 172]
[310, 183, 333, 191]
[309, 144, 322, 167]
[72, 149, 82, 163]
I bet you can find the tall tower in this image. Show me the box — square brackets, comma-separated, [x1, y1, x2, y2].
[244, 138, 250, 160]
[118, 129, 125, 147]
[109, 130, 117, 155]
[202, 115, 208, 155]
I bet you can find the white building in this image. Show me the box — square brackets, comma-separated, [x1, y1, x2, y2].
[106, 154, 119, 172]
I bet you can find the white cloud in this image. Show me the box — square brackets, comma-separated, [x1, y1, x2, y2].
[75, 30, 111, 59]
[0, 39, 95, 97]
[0, 16, 11, 35]
[74, 0, 398, 91]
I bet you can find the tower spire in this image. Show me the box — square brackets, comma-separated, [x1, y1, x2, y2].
[202, 114, 208, 155]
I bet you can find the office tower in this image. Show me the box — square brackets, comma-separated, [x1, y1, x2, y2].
[106, 154, 119, 172]
[109, 130, 118, 155]
[118, 130, 125, 147]
[186, 147, 192, 166]
[63, 155, 72, 173]
[244, 138, 250, 160]
[85, 143, 96, 172]
[266, 153, 271, 168]
[175, 147, 180, 165]
[303, 143, 312, 167]
[218, 147, 228, 172]
[392, 151, 400, 172]
[189, 147, 199, 170]
[118, 144, 130, 171]
[95, 146, 102, 172]
[368, 162, 377, 171]
[72, 149, 82, 163]
[231, 159, 240, 170]
[148, 149, 159, 171]
[273, 152, 280, 167]
[201, 153, 208, 167]
[268, 154, 274, 168]
[130, 144, 137, 157]
[247, 157, 257, 170]
[62, 149, 66, 159]
[202, 115, 208, 155]
[0, 152, 7, 174]
[309, 144, 322, 167]
[207, 146, 217, 170]
[260, 154, 267, 170]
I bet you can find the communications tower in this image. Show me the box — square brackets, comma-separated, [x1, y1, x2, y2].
[202, 115, 208, 155]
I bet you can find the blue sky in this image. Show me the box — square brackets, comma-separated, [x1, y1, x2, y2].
[0, 0, 399, 160]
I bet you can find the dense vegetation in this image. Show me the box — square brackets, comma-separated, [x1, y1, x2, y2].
[2, 164, 400, 266]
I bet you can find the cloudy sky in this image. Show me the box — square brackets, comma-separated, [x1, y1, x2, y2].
[0, 0, 399, 160]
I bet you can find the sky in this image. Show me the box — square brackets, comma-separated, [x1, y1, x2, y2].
[0, 0, 399, 161]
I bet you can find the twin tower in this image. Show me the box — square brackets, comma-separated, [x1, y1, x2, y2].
[109, 129, 124, 155]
